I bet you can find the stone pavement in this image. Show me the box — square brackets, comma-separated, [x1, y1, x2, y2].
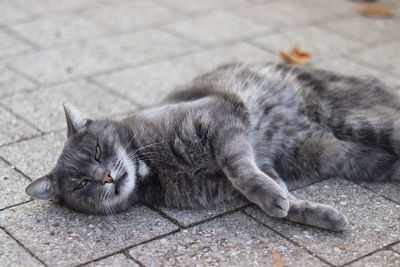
[0, 0, 399, 266]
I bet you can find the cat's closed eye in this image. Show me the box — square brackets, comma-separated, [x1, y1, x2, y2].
[74, 179, 88, 190]
[95, 144, 101, 161]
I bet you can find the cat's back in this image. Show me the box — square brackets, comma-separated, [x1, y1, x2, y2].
[165, 63, 306, 117]
[164, 62, 400, 152]
[173, 62, 400, 124]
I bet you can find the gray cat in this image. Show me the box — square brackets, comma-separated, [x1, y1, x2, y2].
[25, 63, 400, 232]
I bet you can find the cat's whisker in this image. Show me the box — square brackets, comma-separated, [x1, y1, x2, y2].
[104, 191, 117, 221]
[107, 194, 120, 222]
[121, 136, 136, 153]
[126, 141, 166, 156]
[131, 158, 169, 165]
[126, 153, 163, 163]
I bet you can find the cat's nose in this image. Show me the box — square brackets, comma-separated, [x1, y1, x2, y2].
[101, 171, 114, 185]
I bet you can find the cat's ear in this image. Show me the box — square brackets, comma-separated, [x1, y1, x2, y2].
[63, 103, 88, 137]
[25, 173, 55, 200]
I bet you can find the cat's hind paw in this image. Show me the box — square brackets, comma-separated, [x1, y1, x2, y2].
[323, 206, 348, 232]
[286, 201, 348, 232]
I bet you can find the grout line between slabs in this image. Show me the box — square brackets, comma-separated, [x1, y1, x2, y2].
[352, 181, 400, 205]
[86, 78, 146, 109]
[4, 63, 41, 85]
[346, 50, 400, 79]
[145, 0, 252, 19]
[0, 133, 44, 149]
[0, 200, 33, 212]
[181, 204, 252, 229]
[320, 22, 396, 49]
[0, 102, 43, 133]
[0, 26, 41, 51]
[0, 226, 48, 267]
[0, 129, 64, 149]
[121, 249, 147, 267]
[0, 154, 34, 182]
[338, 241, 400, 267]
[140, 202, 184, 229]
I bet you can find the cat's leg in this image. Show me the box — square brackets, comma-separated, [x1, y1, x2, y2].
[216, 130, 290, 218]
[328, 108, 400, 158]
[271, 129, 400, 183]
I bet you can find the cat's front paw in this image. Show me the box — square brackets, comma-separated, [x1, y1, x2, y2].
[260, 186, 289, 218]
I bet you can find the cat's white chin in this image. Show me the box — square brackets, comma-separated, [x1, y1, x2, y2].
[108, 147, 137, 205]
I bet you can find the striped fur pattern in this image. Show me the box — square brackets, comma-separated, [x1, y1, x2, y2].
[26, 63, 400, 231]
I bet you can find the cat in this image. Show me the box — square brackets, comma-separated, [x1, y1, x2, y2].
[25, 62, 400, 232]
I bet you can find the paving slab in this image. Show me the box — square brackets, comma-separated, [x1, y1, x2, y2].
[92, 42, 276, 106]
[81, 1, 185, 33]
[235, 0, 355, 31]
[82, 253, 139, 267]
[129, 212, 326, 267]
[153, 0, 250, 15]
[0, 159, 31, 210]
[249, 26, 363, 63]
[9, 13, 112, 48]
[348, 250, 400, 267]
[160, 199, 249, 227]
[0, 105, 39, 146]
[322, 15, 400, 46]
[163, 12, 268, 47]
[6, 29, 199, 84]
[0, 202, 178, 267]
[0, 65, 36, 98]
[0, 29, 35, 59]
[0, 80, 136, 132]
[245, 178, 400, 266]
[0, 131, 65, 179]
[314, 58, 400, 89]
[351, 42, 400, 77]
[0, 229, 44, 267]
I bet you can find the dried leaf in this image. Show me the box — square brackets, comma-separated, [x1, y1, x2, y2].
[333, 246, 343, 253]
[279, 47, 312, 66]
[292, 47, 311, 58]
[358, 5, 395, 18]
[272, 250, 284, 267]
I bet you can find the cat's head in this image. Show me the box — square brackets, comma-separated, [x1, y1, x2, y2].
[25, 103, 145, 214]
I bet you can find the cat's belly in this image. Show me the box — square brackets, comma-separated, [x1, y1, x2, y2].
[159, 170, 244, 209]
